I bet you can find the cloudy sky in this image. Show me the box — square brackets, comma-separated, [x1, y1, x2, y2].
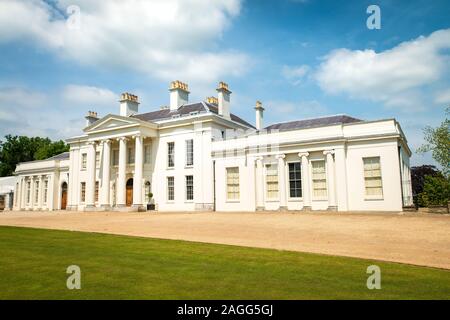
[0, 0, 449, 165]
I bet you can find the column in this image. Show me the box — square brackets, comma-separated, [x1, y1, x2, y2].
[117, 137, 128, 207]
[67, 149, 73, 209]
[255, 156, 264, 211]
[30, 176, 36, 210]
[334, 147, 348, 211]
[100, 140, 111, 209]
[133, 135, 144, 208]
[323, 150, 337, 211]
[37, 175, 43, 210]
[298, 152, 311, 210]
[276, 154, 287, 211]
[48, 174, 55, 211]
[21, 177, 26, 210]
[85, 142, 96, 208]
[16, 178, 22, 210]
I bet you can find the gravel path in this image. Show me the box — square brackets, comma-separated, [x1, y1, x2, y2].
[1, 210, 449, 269]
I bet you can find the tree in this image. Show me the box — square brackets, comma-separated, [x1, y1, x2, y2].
[418, 175, 450, 207]
[417, 107, 450, 176]
[0, 135, 69, 177]
[411, 165, 442, 196]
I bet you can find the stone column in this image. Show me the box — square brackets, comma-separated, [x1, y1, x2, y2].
[21, 177, 26, 210]
[276, 154, 287, 211]
[117, 137, 128, 207]
[100, 140, 111, 209]
[298, 152, 311, 210]
[255, 156, 264, 211]
[48, 174, 55, 211]
[30, 176, 36, 210]
[323, 150, 337, 211]
[133, 134, 144, 209]
[37, 175, 43, 210]
[67, 149, 74, 209]
[85, 142, 97, 209]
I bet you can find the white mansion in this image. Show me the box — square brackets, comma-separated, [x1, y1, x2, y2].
[13, 81, 413, 212]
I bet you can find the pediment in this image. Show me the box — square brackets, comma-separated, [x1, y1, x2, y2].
[84, 115, 140, 133]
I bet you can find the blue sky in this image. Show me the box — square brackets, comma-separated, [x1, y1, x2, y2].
[0, 0, 449, 165]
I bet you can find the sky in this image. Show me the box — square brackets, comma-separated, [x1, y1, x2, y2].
[0, 0, 449, 166]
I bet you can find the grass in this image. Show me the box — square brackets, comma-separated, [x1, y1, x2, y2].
[0, 226, 449, 299]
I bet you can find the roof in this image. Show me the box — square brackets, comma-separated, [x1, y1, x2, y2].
[264, 115, 362, 131]
[132, 102, 255, 129]
[46, 152, 70, 161]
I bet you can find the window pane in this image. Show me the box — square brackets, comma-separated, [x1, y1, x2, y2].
[168, 142, 175, 167]
[312, 160, 327, 198]
[226, 167, 239, 200]
[186, 139, 193, 166]
[288, 162, 302, 198]
[186, 175, 194, 200]
[167, 176, 174, 200]
[363, 157, 383, 196]
[266, 164, 278, 198]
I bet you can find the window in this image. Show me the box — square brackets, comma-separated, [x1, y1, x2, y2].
[95, 181, 99, 202]
[96, 151, 100, 168]
[226, 167, 240, 200]
[186, 175, 194, 201]
[81, 153, 87, 170]
[289, 162, 302, 198]
[81, 182, 86, 202]
[167, 177, 174, 201]
[112, 150, 119, 166]
[26, 181, 31, 204]
[186, 139, 193, 166]
[43, 180, 48, 204]
[312, 160, 327, 198]
[144, 145, 151, 164]
[167, 142, 175, 168]
[363, 157, 383, 197]
[128, 147, 135, 164]
[265, 164, 278, 199]
[34, 180, 39, 204]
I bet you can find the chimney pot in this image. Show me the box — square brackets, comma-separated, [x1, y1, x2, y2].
[85, 110, 99, 127]
[206, 96, 218, 105]
[169, 80, 189, 111]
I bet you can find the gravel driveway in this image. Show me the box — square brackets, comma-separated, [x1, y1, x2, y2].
[1, 210, 449, 269]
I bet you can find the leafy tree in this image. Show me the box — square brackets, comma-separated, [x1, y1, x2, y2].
[411, 165, 442, 196]
[417, 107, 450, 176]
[418, 175, 450, 207]
[0, 135, 69, 177]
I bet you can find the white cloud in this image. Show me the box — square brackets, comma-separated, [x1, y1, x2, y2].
[434, 88, 450, 105]
[315, 29, 450, 111]
[282, 65, 310, 85]
[0, 0, 248, 84]
[62, 85, 117, 107]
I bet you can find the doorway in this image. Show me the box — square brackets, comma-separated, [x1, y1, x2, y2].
[61, 182, 68, 210]
[126, 178, 133, 207]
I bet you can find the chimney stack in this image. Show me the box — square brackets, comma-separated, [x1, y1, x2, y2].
[255, 100, 264, 130]
[169, 80, 189, 111]
[85, 111, 99, 127]
[120, 93, 139, 117]
[216, 81, 231, 119]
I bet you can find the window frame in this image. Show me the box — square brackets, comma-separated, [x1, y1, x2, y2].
[167, 142, 175, 168]
[81, 153, 87, 170]
[80, 182, 86, 203]
[311, 159, 327, 200]
[43, 180, 48, 205]
[287, 161, 302, 199]
[167, 176, 175, 201]
[144, 145, 151, 164]
[226, 167, 240, 202]
[362, 156, 384, 200]
[185, 139, 194, 167]
[264, 163, 279, 201]
[185, 175, 194, 201]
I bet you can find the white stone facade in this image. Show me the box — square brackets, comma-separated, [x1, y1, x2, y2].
[13, 81, 413, 212]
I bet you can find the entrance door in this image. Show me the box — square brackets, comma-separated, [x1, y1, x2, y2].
[126, 178, 133, 207]
[61, 182, 68, 210]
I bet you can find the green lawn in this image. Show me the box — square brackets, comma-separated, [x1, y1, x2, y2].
[0, 226, 449, 299]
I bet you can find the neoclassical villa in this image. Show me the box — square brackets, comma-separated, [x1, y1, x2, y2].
[13, 81, 413, 212]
